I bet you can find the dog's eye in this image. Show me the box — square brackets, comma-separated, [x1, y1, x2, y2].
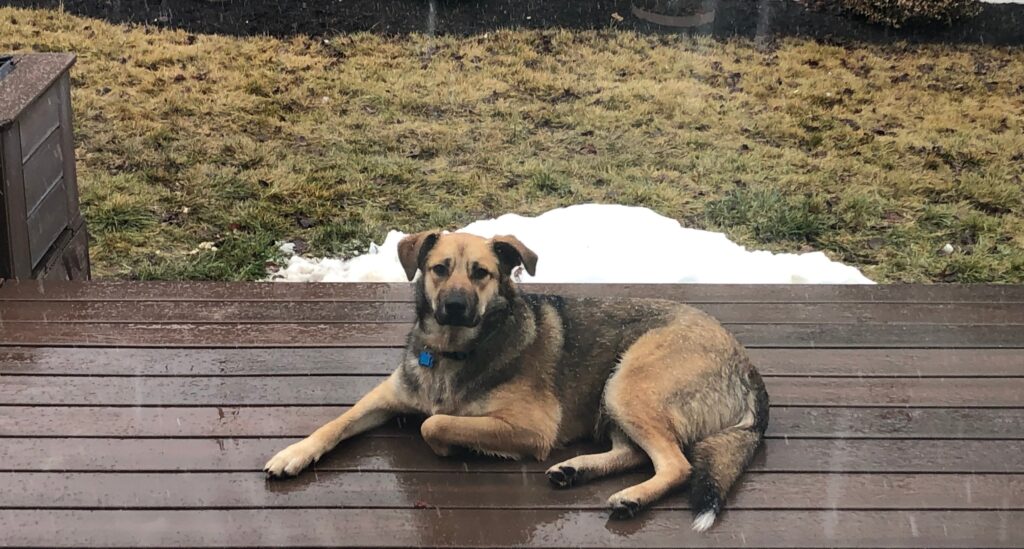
[471, 267, 490, 280]
[431, 264, 449, 277]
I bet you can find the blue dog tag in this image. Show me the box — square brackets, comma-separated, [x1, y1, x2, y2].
[418, 351, 435, 368]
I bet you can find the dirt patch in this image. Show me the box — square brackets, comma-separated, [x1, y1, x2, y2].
[4, 0, 1024, 44]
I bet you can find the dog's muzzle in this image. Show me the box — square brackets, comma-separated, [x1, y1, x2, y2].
[435, 291, 479, 327]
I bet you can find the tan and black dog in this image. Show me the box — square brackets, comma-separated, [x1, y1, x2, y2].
[264, 231, 769, 532]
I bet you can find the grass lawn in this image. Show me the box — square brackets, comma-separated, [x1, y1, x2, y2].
[2, 7, 1022, 282]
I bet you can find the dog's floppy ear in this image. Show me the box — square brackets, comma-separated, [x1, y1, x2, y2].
[397, 230, 441, 281]
[491, 235, 538, 277]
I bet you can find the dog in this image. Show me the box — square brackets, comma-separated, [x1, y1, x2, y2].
[264, 230, 769, 532]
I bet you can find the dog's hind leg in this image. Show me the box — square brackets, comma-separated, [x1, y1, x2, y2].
[600, 332, 701, 518]
[603, 415, 691, 518]
[546, 429, 648, 488]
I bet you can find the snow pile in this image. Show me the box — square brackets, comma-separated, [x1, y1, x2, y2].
[269, 204, 874, 284]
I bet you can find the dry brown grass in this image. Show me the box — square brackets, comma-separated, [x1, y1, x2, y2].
[1, 7, 1022, 281]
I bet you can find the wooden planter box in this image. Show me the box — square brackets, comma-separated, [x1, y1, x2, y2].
[0, 52, 90, 281]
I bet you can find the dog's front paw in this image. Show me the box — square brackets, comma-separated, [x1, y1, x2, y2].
[545, 464, 580, 488]
[608, 494, 642, 519]
[420, 415, 455, 457]
[424, 438, 455, 457]
[263, 440, 321, 479]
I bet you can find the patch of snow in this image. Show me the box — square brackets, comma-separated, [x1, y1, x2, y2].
[278, 242, 296, 256]
[268, 204, 874, 284]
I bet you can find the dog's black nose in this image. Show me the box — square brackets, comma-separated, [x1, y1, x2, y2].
[436, 291, 478, 326]
[443, 296, 468, 319]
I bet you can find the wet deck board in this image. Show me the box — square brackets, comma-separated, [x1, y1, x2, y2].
[4, 280, 1024, 302]
[4, 406, 1023, 439]
[2, 321, 1023, 347]
[4, 300, 1024, 324]
[3, 437, 1022, 473]
[4, 509, 1023, 548]
[3, 472, 1022, 510]
[2, 375, 1022, 407]
[0, 282, 1021, 547]
[3, 347, 1022, 376]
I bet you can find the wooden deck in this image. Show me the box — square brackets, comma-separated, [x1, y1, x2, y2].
[0, 281, 1022, 548]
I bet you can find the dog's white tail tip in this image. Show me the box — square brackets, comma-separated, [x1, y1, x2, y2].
[691, 510, 717, 533]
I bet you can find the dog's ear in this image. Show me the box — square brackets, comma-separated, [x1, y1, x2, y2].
[491, 235, 538, 277]
[397, 230, 441, 281]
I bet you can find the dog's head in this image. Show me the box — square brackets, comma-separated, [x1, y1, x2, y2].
[397, 231, 537, 327]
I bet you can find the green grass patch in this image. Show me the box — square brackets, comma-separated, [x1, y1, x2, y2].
[704, 187, 831, 245]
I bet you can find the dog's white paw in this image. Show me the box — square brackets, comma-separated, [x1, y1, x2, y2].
[691, 510, 717, 533]
[263, 440, 320, 478]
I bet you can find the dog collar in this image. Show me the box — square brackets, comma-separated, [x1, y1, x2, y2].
[418, 349, 470, 368]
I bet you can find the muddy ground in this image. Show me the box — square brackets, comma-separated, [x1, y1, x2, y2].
[5, 0, 1024, 44]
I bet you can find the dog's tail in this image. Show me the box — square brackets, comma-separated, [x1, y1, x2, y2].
[688, 367, 770, 533]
